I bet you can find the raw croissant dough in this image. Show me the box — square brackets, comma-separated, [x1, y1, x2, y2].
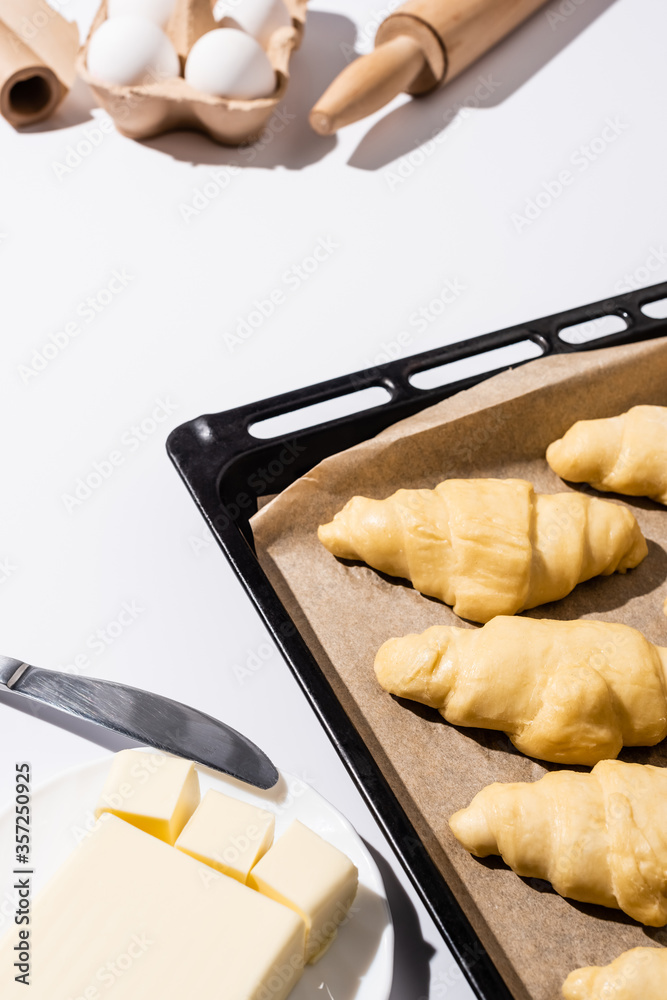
[318, 478, 647, 623]
[449, 760, 667, 925]
[547, 404, 667, 504]
[562, 947, 667, 1000]
[375, 617, 667, 765]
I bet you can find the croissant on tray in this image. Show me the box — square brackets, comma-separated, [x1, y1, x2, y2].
[374, 616, 667, 765]
[449, 760, 667, 926]
[318, 478, 647, 623]
[547, 404, 667, 504]
[563, 947, 667, 1000]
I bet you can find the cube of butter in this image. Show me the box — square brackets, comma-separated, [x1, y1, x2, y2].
[176, 788, 275, 883]
[95, 749, 200, 845]
[0, 814, 306, 999]
[248, 819, 359, 963]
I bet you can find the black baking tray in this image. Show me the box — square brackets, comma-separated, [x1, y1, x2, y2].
[167, 282, 667, 1000]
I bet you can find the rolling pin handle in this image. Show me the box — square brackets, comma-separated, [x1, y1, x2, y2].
[309, 34, 426, 136]
[310, 0, 549, 134]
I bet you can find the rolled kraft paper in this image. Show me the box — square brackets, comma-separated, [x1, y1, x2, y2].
[376, 0, 550, 94]
[0, 0, 78, 126]
[0, 22, 60, 126]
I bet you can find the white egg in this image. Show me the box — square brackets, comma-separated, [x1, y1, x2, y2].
[87, 16, 180, 87]
[217, 0, 291, 49]
[107, 0, 176, 29]
[185, 28, 276, 100]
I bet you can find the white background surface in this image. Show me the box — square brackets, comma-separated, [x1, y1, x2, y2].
[1, 1, 667, 997]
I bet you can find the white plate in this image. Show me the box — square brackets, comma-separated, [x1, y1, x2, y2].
[0, 753, 393, 1000]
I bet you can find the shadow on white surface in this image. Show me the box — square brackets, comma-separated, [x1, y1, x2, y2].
[0, 686, 143, 752]
[307, 883, 393, 1000]
[140, 11, 355, 169]
[18, 75, 99, 132]
[365, 842, 436, 1000]
[349, 0, 621, 170]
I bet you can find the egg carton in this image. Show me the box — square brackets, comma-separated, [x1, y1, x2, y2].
[77, 0, 307, 145]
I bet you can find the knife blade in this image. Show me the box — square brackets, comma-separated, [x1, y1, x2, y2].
[0, 655, 279, 789]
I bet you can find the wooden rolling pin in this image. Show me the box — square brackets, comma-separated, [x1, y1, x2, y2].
[310, 0, 548, 135]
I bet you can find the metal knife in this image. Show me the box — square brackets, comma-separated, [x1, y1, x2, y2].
[0, 655, 278, 790]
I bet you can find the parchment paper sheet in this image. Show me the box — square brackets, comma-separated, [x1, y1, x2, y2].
[251, 338, 667, 1000]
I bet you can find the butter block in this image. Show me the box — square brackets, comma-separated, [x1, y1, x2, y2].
[94, 749, 200, 845]
[248, 820, 359, 963]
[176, 788, 275, 883]
[0, 814, 306, 999]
